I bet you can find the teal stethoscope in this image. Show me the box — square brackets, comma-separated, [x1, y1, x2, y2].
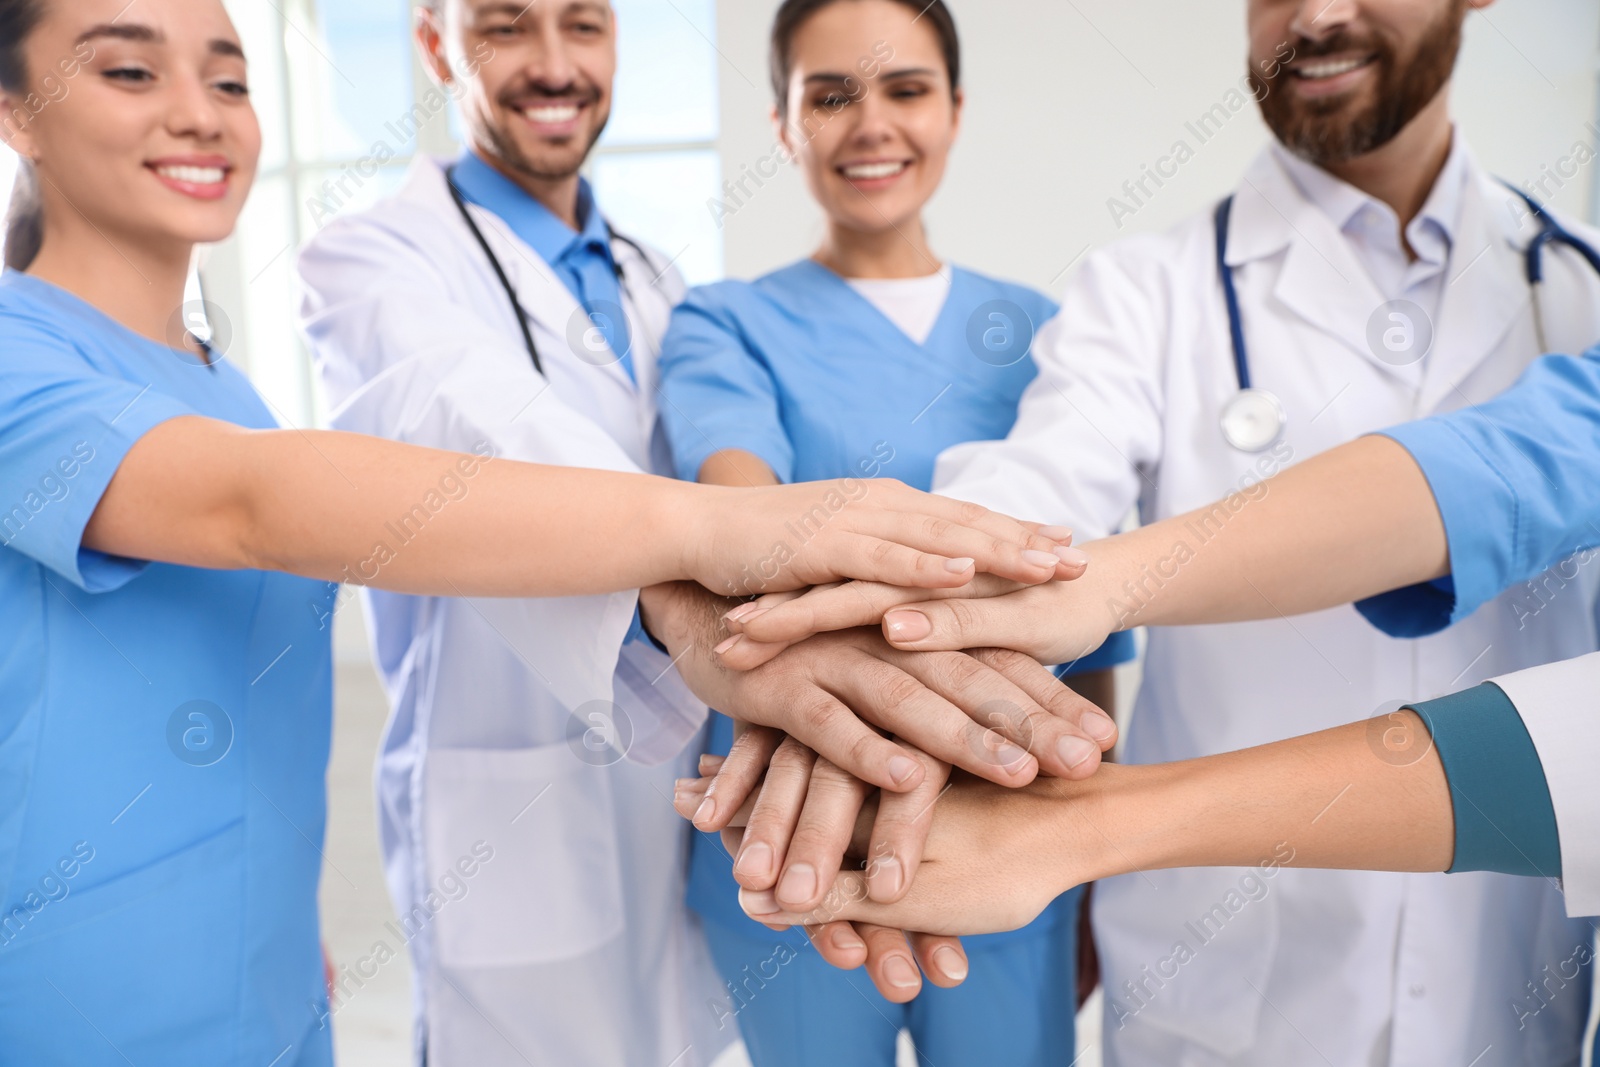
[1213, 186, 1600, 452]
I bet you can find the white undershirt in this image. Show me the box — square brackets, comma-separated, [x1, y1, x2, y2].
[846, 266, 953, 345]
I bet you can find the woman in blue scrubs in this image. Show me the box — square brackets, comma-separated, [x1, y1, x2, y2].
[0, 3, 1072, 1062]
[658, 2, 1134, 1063]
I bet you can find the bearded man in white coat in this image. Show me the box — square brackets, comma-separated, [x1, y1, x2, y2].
[935, 0, 1600, 1064]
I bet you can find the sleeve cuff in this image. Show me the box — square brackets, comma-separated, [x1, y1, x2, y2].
[1053, 630, 1138, 676]
[1407, 682, 1561, 879]
[1360, 421, 1519, 634]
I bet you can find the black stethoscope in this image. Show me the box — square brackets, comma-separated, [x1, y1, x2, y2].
[1213, 186, 1600, 452]
[444, 164, 659, 377]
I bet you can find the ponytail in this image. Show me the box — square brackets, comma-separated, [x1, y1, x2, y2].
[0, 0, 43, 271]
[4, 158, 41, 270]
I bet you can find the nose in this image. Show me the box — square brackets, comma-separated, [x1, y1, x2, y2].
[164, 70, 225, 143]
[844, 82, 895, 148]
[1289, 0, 1357, 41]
[522, 31, 580, 93]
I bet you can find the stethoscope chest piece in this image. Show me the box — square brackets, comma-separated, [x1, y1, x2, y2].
[1220, 387, 1286, 452]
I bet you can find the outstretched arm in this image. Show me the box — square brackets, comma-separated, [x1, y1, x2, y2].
[80, 416, 1083, 600]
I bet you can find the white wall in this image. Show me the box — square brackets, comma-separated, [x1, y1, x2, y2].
[713, 0, 1600, 294]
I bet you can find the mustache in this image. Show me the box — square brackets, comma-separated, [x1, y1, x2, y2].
[499, 82, 603, 109]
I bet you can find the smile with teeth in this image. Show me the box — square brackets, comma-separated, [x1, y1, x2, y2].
[154, 164, 226, 185]
[521, 103, 581, 124]
[841, 161, 908, 181]
[1292, 55, 1374, 80]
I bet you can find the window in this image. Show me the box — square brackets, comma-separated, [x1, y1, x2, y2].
[201, 0, 723, 428]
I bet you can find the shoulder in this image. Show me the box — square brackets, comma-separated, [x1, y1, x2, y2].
[0, 276, 98, 359]
[298, 158, 459, 276]
[951, 267, 1060, 321]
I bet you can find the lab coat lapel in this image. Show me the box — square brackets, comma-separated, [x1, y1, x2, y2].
[1230, 151, 1405, 380]
[422, 160, 638, 401]
[1416, 170, 1530, 414]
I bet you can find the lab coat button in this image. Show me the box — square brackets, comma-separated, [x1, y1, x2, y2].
[1408, 984, 1426, 998]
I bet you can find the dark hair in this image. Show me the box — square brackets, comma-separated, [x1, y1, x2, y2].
[1, 0, 44, 271]
[769, 0, 960, 116]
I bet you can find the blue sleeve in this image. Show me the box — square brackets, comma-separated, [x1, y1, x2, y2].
[1356, 347, 1600, 636]
[1053, 630, 1138, 676]
[1407, 683, 1561, 878]
[657, 287, 795, 484]
[0, 317, 195, 591]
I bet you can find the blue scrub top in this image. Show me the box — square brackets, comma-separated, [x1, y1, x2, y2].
[0, 272, 335, 1066]
[658, 259, 1134, 941]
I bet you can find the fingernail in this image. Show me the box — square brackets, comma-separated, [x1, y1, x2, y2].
[724, 602, 760, 623]
[739, 888, 781, 916]
[1084, 710, 1117, 742]
[888, 755, 919, 784]
[883, 955, 921, 989]
[735, 842, 774, 880]
[933, 946, 968, 981]
[943, 556, 975, 573]
[1039, 525, 1074, 542]
[832, 926, 865, 952]
[884, 610, 932, 642]
[1054, 545, 1091, 567]
[714, 635, 742, 656]
[1023, 549, 1060, 569]
[995, 742, 1029, 770]
[699, 754, 726, 774]
[869, 855, 903, 899]
[693, 796, 717, 827]
[777, 863, 817, 906]
[1058, 735, 1097, 769]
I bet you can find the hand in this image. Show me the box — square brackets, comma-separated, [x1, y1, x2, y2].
[723, 572, 1119, 669]
[683, 479, 1087, 598]
[733, 773, 1088, 938]
[646, 584, 1118, 796]
[674, 645, 1116, 912]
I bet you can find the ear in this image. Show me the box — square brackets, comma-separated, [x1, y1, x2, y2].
[414, 6, 455, 87]
[949, 87, 964, 141]
[771, 102, 796, 159]
[0, 91, 37, 163]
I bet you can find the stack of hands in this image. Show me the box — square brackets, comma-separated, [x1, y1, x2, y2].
[642, 505, 1126, 1004]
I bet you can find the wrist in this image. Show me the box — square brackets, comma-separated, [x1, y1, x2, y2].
[1041, 762, 1190, 891]
[648, 478, 715, 586]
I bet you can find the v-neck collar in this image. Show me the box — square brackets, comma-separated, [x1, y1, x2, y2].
[797, 259, 963, 350]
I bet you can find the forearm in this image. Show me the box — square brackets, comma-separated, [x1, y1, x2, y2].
[1081, 435, 1447, 630]
[699, 448, 780, 489]
[1067, 711, 1453, 886]
[91, 416, 699, 597]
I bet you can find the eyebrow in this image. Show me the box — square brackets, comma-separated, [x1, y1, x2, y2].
[74, 22, 246, 59]
[471, 0, 611, 18]
[803, 67, 939, 84]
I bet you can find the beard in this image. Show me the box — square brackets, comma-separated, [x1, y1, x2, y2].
[1250, 1, 1465, 165]
[484, 83, 611, 184]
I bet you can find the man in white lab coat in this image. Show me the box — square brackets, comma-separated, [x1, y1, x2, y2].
[935, 0, 1600, 1063]
[298, 3, 725, 1063]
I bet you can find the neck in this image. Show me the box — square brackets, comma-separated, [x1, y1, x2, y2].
[814, 218, 941, 279]
[1318, 92, 1455, 237]
[476, 145, 583, 229]
[26, 219, 192, 349]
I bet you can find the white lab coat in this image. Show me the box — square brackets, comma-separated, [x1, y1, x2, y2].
[937, 145, 1600, 1066]
[296, 156, 729, 1067]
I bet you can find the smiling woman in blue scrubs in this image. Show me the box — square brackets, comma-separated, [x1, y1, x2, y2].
[657, 1, 1133, 1063]
[0, 3, 1079, 1062]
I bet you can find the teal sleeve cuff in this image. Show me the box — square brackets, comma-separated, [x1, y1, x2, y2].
[1408, 682, 1561, 878]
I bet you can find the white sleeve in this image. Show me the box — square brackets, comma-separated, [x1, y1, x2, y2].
[933, 245, 1168, 541]
[296, 210, 707, 758]
[1489, 651, 1600, 916]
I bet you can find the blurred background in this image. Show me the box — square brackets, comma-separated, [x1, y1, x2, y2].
[2, 1, 1590, 1063]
